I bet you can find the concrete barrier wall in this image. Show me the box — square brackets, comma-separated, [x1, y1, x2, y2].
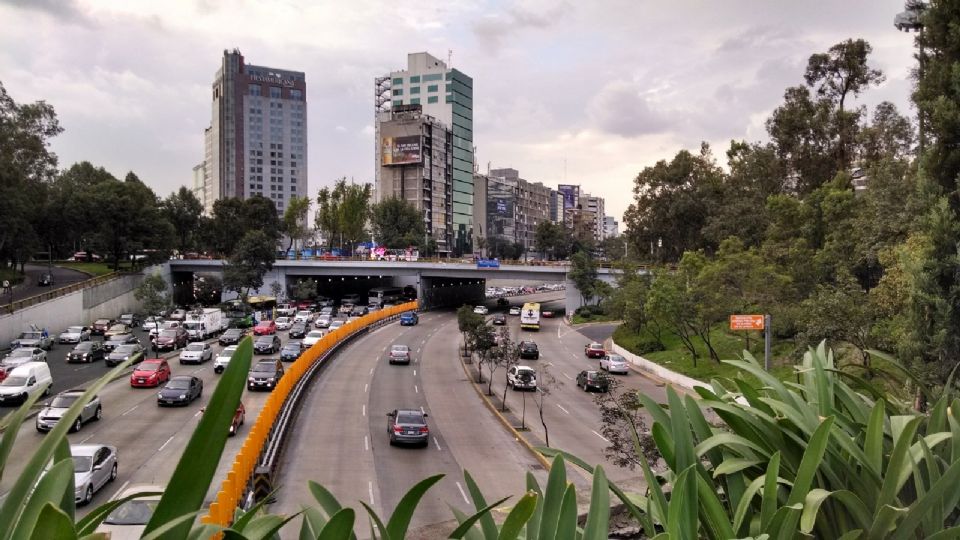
[610, 340, 710, 392]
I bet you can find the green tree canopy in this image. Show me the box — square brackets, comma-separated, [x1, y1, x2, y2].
[162, 186, 203, 256]
[369, 196, 425, 249]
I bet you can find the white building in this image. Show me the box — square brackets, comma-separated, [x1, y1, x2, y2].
[603, 215, 619, 238]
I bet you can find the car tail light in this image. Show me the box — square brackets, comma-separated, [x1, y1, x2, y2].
[393, 425, 404, 433]
[419, 426, 429, 434]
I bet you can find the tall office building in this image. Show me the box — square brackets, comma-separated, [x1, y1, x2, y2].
[191, 162, 207, 211]
[202, 49, 307, 215]
[376, 52, 474, 255]
[490, 168, 550, 255]
[603, 216, 619, 238]
[583, 194, 606, 242]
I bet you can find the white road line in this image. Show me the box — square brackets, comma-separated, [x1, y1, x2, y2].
[562, 372, 573, 380]
[369, 368, 374, 375]
[413, 369, 417, 376]
[193, 410, 202, 417]
[592, 430, 609, 442]
[414, 385, 419, 394]
[455, 481, 470, 505]
[120, 405, 138, 416]
[365, 435, 369, 451]
[433, 437, 442, 451]
[368, 481, 375, 505]
[556, 404, 570, 415]
[362, 404, 366, 417]
[420, 406, 425, 414]
[364, 383, 369, 393]
[74, 365, 92, 371]
[79, 434, 94, 444]
[416, 348, 421, 354]
[421, 339, 426, 345]
[158, 435, 176, 452]
[111, 480, 130, 501]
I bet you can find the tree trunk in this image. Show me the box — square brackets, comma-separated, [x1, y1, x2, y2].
[539, 399, 550, 447]
[501, 377, 509, 412]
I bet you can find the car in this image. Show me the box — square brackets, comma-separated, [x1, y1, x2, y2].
[106, 343, 144, 367]
[130, 359, 171, 388]
[253, 320, 277, 336]
[157, 375, 203, 406]
[315, 296, 335, 308]
[103, 324, 131, 339]
[328, 319, 345, 331]
[219, 327, 246, 346]
[341, 293, 362, 305]
[319, 306, 335, 316]
[293, 310, 314, 324]
[37, 273, 54, 286]
[70, 444, 118, 505]
[473, 305, 489, 315]
[492, 313, 507, 326]
[542, 310, 555, 318]
[254, 335, 281, 354]
[275, 316, 292, 330]
[103, 333, 138, 353]
[303, 330, 325, 347]
[288, 323, 307, 339]
[214, 345, 237, 374]
[346, 316, 361, 325]
[96, 484, 163, 537]
[507, 365, 538, 391]
[67, 341, 105, 363]
[36, 389, 102, 433]
[338, 303, 355, 316]
[142, 316, 163, 331]
[387, 409, 429, 447]
[4, 347, 47, 365]
[119, 313, 141, 328]
[247, 359, 284, 390]
[496, 297, 509, 308]
[59, 326, 91, 344]
[276, 303, 296, 317]
[280, 341, 304, 362]
[0, 362, 52, 405]
[388, 344, 411, 365]
[367, 303, 381, 313]
[584, 342, 606, 359]
[509, 306, 521, 316]
[179, 342, 213, 364]
[149, 320, 181, 339]
[314, 314, 332, 328]
[90, 319, 113, 336]
[600, 353, 630, 374]
[11, 328, 54, 350]
[169, 309, 187, 321]
[227, 312, 254, 329]
[399, 311, 419, 326]
[350, 305, 369, 317]
[154, 327, 188, 351]
[577, 370, 610, 392]
[518, 341, 540, 360]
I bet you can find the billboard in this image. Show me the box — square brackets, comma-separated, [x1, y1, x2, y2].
[381, 135, 422, 165]
[557, 184, 579, 210]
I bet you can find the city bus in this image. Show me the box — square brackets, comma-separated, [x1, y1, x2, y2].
[368, 286, 404, 307]
[520, 302, 541, 331]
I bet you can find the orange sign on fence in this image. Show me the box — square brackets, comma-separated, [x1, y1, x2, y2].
[730, 314, 765, 331]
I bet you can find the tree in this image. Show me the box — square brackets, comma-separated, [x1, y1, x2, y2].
[369, 197, 425, 248]
[291, 278, 317, 301]
[568, 250, 599, 305]
[206, 198, 245, 256]
[798, 271, 876, 366]
[457, 305, 486, 356]
[858, 101, 914, 164]
[135, 272, 171, 316]
[315, 178, 371, 253]
[162, 187, 203, 256]
[534, 221, 571, 260]
[531, 362, 560, 447]
[222, 230, 276, 298]
[242, 195, 282, 245]
[646, 269, 700, 363]
[480, 327, 517, 401]
[192, 274, 222, 306]
[92, 172, 166, 270]
[593, 378, 658, 470]
[281, 195, 312, 253]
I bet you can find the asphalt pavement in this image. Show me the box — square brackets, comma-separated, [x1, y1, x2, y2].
[3, 263, 92, 305]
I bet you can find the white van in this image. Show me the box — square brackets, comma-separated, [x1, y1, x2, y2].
[0, 362, 52, 405]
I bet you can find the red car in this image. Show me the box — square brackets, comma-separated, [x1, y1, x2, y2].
[131, 358, 171, 388]
[253, 320, 277, 336]
[585, 342, 606, 358]
[91, 319, 113, 336]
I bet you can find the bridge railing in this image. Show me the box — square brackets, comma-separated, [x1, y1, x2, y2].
[202, 301, 417, 529]
[0, 272, 120, 314]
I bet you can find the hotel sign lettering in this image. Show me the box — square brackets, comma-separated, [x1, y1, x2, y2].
[250, 74, 295, 87]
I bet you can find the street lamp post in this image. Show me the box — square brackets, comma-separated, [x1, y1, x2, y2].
[894, 0, 929, 153]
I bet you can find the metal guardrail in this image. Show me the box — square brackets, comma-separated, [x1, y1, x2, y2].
[1, 272, 121, 313]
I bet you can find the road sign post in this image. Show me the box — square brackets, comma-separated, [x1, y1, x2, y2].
[730, 314, 771, 371]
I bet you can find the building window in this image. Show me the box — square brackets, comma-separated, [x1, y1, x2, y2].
[392, 88, 403, 96]
[410, 98, 420, 104]
[423, 73, 443, 82]
[427, 84, 438, 92]
[393, 99, 403, 107]
[392, 77, 403, 85]
[410, 86, 421, 94]
[410, 75, 421, 83]
[290, 89, 303, 100]
[270, 86, 281, 98]
[249, 85, 261, 96]
[427, 96, 439, 104]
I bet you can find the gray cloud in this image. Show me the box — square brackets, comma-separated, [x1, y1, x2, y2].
[0, 0, 88, 23]
[587, 81, 670, 137]
[472, 3, 568, 52]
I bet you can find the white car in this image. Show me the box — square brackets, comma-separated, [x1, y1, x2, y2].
[328, 320, 345, 331]
[179, 342, 213, 364]
[506, 365, 537, 391]
[142, 316, 162, 331]
[293, 310, 314, 324]
[508, 306, 521, 316]
[71, 444, 118, 505]
[4, 347, 47, 366]
[314, 314, 332, 328]
[59, 326, 91, 344]
[600, 354, 630, 374]
[473, 305, 489, 315]
[96, 484, 163, 537]
[214, 345, 237, 374]
[303, 330, 325, 347]
[275, 316, 292, 330]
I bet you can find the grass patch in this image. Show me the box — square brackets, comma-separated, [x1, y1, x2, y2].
[571, 312, 620, 325]
[55, 262, 118, 276]
[613, 324, 796, 384]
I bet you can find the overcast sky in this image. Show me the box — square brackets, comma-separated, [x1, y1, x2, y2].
[0, 0, 918, 223]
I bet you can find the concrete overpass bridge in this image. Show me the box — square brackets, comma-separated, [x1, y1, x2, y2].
[165, 259, 619, 312]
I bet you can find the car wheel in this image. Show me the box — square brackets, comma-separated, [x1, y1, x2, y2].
[109, 462, 117, 482]
[83, 485, 93, 505]
[94, 406, 102, 421]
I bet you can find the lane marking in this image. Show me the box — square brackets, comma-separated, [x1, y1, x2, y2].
[591, 430, 609, 443]
[158, 435, 176, 452]
[420, 406, 425, 414]
[364, 383, 369, 393]
[413, 370, 416, 376]
[414, 385, 419, 394]
[421, 339, 426, 345]
[111, 480, 130, 501]
[74, 365, 92, 372]
[79, 434, 94, 443]
[362, 404, 366, 417]
[416, 348, 421, 354]
[120, 405, 138, 417]
[369, 368, 374, 375]
[455, 481, 470, 505]
[193, 410, 202, 417]
[556, 404, 570, 415]
[365, 435, 369, 451]
[368, 481, 375, 505]
[433, 437, 442, 451]
[562, 372, 572, 380]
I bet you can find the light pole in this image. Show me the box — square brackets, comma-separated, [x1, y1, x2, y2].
[894, 0, 929, 153]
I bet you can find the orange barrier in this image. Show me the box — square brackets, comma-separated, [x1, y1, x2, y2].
[201, 301, 417, 528]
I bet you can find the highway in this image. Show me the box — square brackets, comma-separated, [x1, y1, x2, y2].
[2, 263, 92, 305]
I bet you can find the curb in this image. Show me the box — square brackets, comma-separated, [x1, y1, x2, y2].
[457, 351, 553, 471]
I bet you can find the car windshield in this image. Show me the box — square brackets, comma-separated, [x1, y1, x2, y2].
[397, 413, 424, 424]
[256, 337, 273, 343]
[307, 332, 322, 338]
[108, 325, 124, 331]
[391, 345, 409, 353]
[115, 345, 138, 354]
[590, 343, 602, 349]
[252, 363, 276, 373]
[51, 395, 79, 408]
[186, 343, 205, 351]
[108, 334, 132, 342]
[66, 326, 84, 333]
[165, 379, 191, 390]
[73, 456, 93, 473]
[220, 348, 237, 356]
[159, 330, 177, 338]
[608, 355, 624, 362]
[8, 349, 33, 358]
[517, 370, 535, 381]
[95, 320, 109, 325]
[138, 363, 160, 372]
[103, 499, 158, 525]
[1, 377, 27, 386]
[74, 342, 93, 351]
[20, 332, 41, 339]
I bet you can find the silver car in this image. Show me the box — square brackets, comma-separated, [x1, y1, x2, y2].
[71, 444, 118, 505]
[179, 342, 213, 364]
[59, 326, 91, 344]
[387, 409, 430, 447]
[600, 354, 630, 375]
[4, 347, 47, 366]
[37, 389, 102, 432]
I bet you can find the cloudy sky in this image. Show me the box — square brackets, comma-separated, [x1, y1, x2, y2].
[0, 0, 918, 223]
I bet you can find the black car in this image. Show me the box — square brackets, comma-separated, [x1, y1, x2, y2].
[254, 335, 281, 355]
[157, 375, 203, 406]
[350, 305, 369, 317]
[103, 334, 138, 353]
[247, 359, 284, 390]
[519, 341, 539, 359]
[37, 273, 54, 287]
[219, 328, 245, 346]
[280, 341, 303, 362]
[67, 341, 105, 363]
[576, 370, 609, 393]
[492, 314, 507, 326]
[288, 323, 307, 339]
[119, 313, 141, 328]
[106, 343, 144, 367]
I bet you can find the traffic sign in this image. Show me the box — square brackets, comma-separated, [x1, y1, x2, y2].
[730, 314, 764, 331]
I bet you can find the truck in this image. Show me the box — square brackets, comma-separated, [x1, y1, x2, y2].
[11, 325, 54, 350]
[183, 308, 225, 341]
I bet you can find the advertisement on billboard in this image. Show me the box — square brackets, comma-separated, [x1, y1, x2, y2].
[381, 135, 422, 165]
[558, 184, 578, 210]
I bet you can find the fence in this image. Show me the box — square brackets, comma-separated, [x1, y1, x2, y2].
[201, 301, 417, 528]
[0, 272, 120, 313]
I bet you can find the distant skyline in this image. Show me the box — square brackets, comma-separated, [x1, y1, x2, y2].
[0, 0, 918, 222]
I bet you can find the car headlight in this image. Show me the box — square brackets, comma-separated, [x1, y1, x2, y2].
[158, 392, 163, 398]
[179, 394, 186, 399]
[267, 378, 275, 382]
[248, 377, 255, 382]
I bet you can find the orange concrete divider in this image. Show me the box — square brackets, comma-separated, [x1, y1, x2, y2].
[201, 301, 417, 529]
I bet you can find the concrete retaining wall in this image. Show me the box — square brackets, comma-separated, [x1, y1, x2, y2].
[610, 340, 710, 392]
